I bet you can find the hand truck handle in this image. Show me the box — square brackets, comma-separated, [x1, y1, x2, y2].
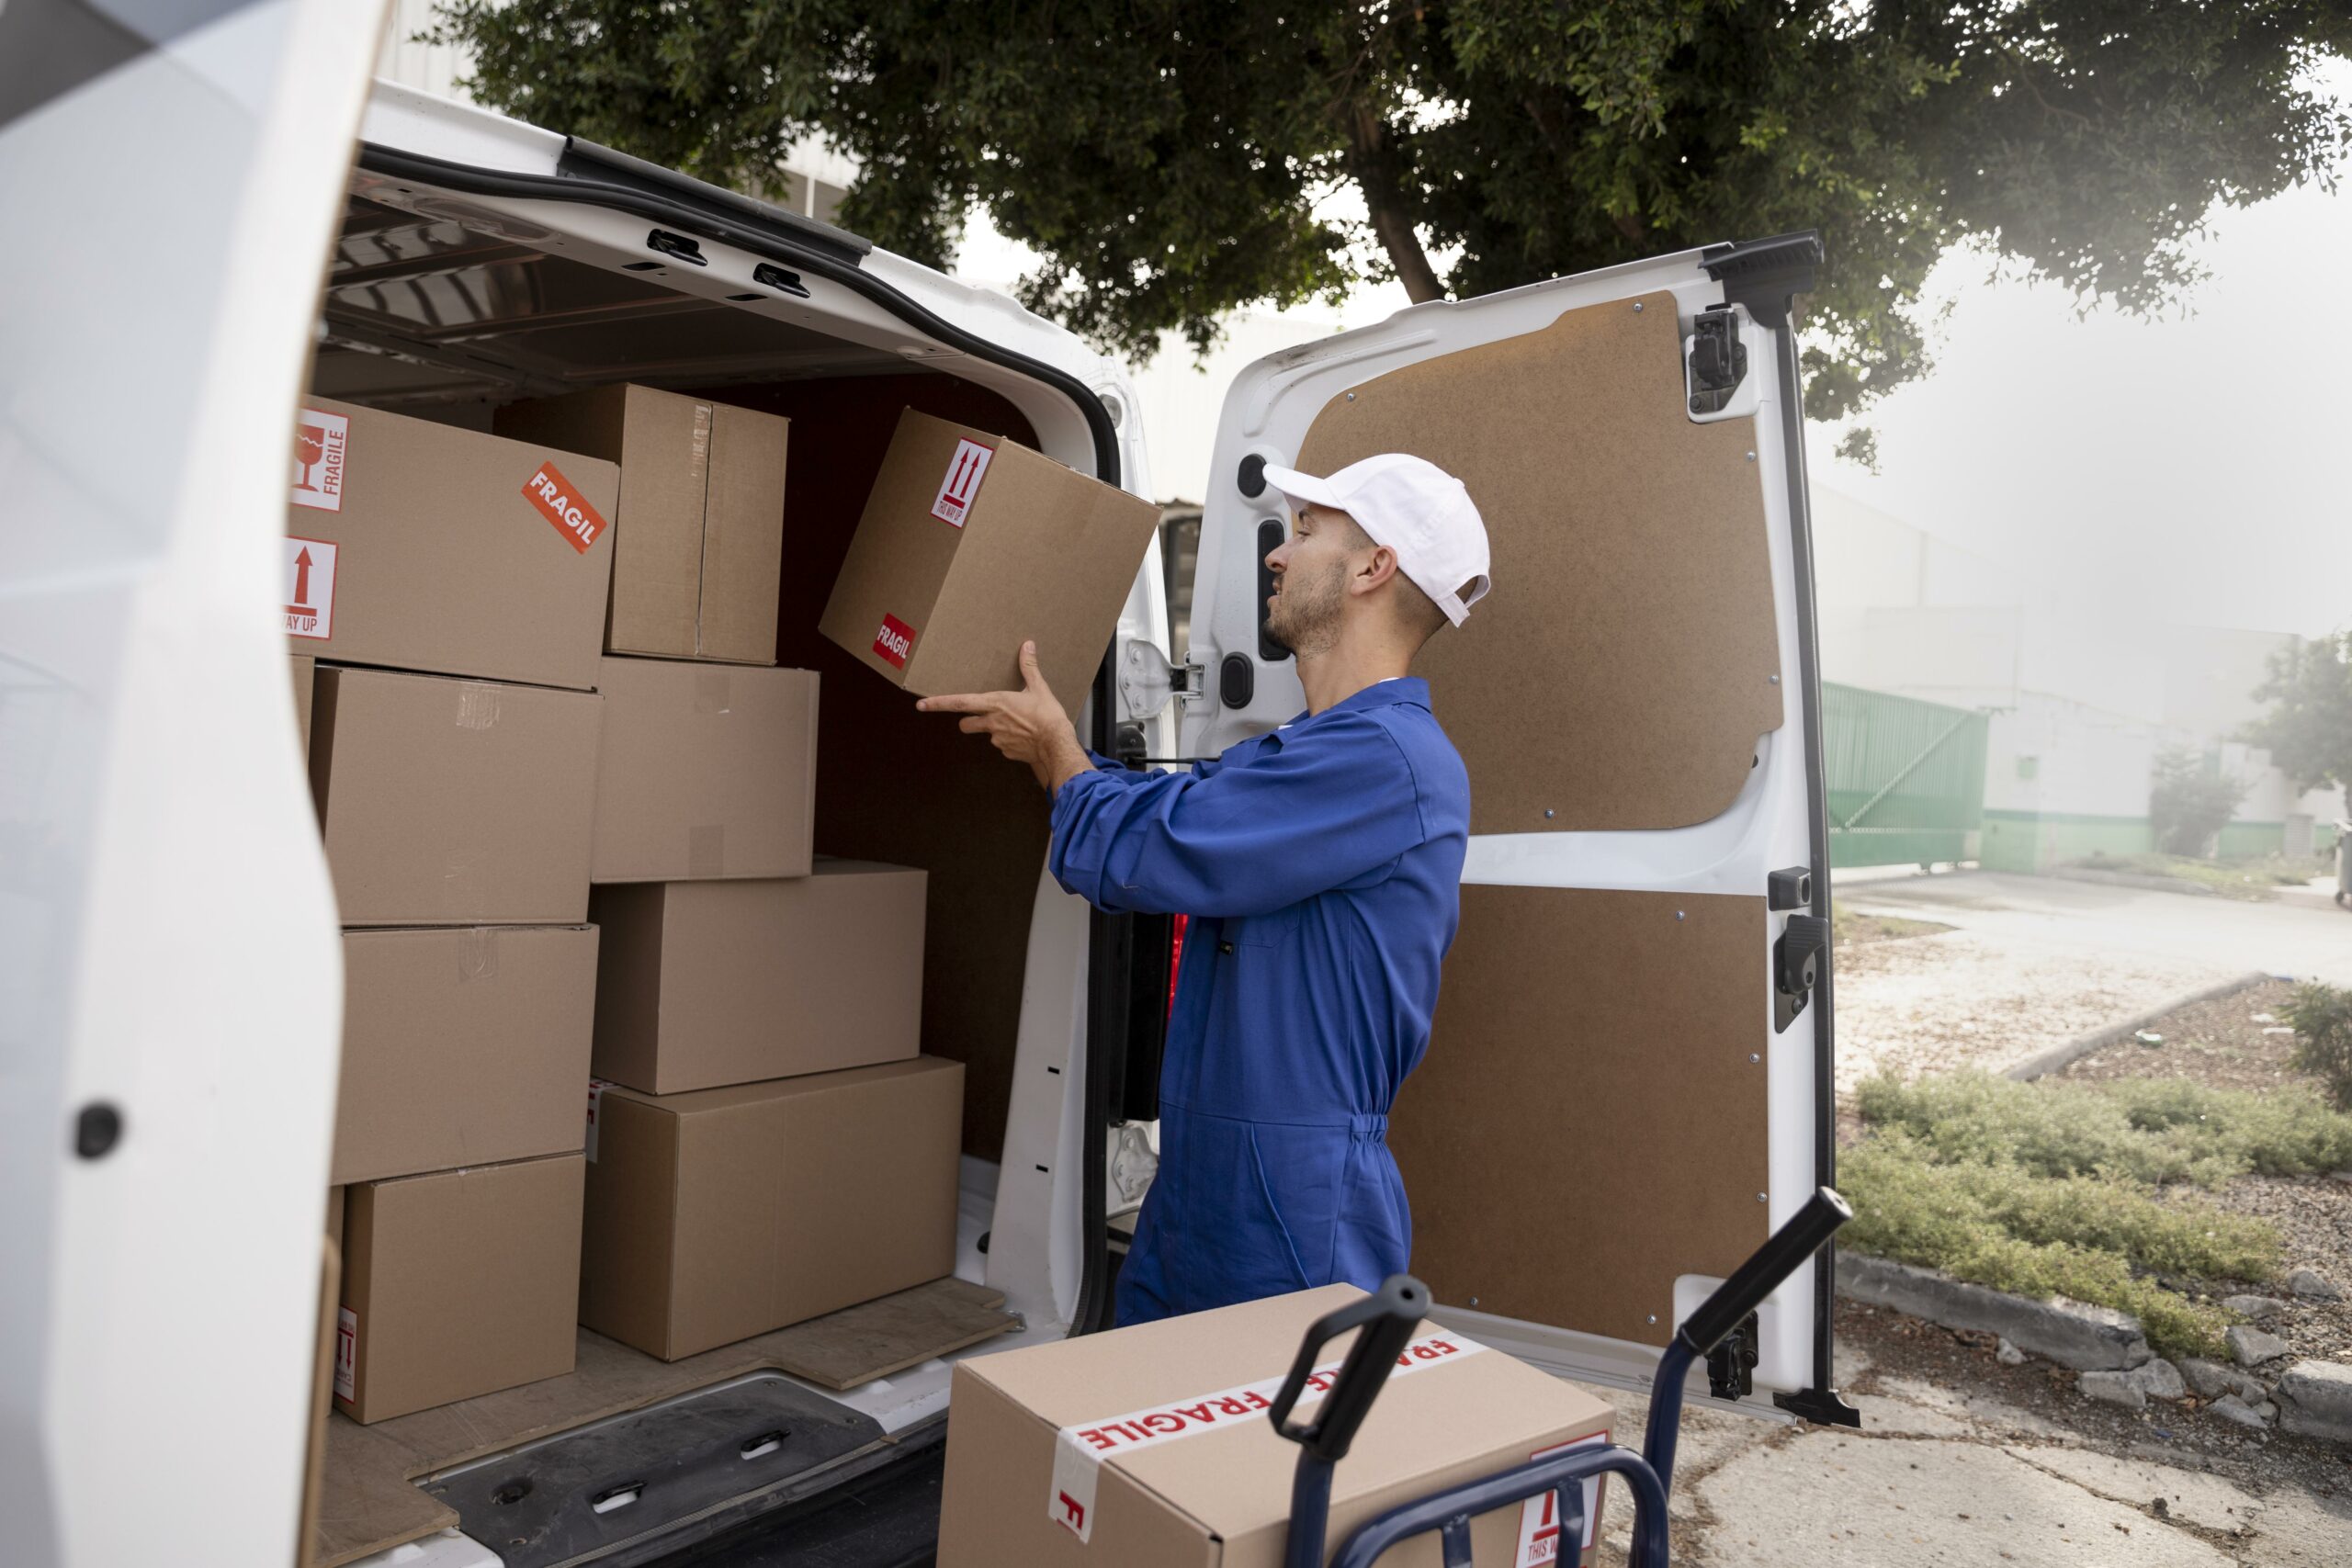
[1676, 1187, 1851, 1358]
[1267, 1274, 1429, 1463]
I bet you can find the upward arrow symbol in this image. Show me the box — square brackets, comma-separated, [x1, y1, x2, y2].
[289, 547, 314, 610]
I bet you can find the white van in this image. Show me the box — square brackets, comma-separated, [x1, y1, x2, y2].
[1, 16, 1845, 1567]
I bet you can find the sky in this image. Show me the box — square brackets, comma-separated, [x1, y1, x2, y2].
[956, 66, 2352, 642]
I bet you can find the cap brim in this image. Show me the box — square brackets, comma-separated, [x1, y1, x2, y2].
[1260, 464, 1344, 513]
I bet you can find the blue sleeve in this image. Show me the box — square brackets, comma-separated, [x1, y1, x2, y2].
[1047, 714, 1428, 917]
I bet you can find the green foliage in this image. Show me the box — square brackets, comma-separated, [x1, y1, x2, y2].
[2148, 746, 2245, 857]
[427, 0, 2352, 422]
[1853, 1069, 2352, 1185]
[1840, 1133, 2261, 1358]
[2245, 632, 2352, 794]
[2283, 980, 2352, 1113]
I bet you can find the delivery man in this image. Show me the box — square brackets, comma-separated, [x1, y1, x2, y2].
[917, 454, 1490, 1325]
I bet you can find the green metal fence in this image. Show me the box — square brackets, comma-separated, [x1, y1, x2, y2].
[1823, 682, 1990, 869]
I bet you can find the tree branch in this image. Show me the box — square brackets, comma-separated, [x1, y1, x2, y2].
[1341, 104, 1444, 302]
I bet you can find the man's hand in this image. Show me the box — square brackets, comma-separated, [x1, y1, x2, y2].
[915, 640, 1094, 795]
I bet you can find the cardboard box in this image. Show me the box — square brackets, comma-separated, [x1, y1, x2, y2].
[285, 397, 618, 691]
[819, 410, 1159, 715]
[331, 926, 599, 1185]
[938, 1285, 1615, 1568]
[301, 1190, 345, 1568]
[591, 657, 818, 883]
[588, 861, 924, 1094]
[335, 1153, 583, 1424]
[495, 385, 788, 664]
[292, 654, 315, 754]
[579, 1056, 962, 1359]
[310, 666, 602, 926]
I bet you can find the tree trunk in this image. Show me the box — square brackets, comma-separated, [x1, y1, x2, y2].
[1343, 105, 1444, 303]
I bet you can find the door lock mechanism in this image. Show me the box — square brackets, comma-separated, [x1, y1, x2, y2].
[1773, 913, 1828, 1032]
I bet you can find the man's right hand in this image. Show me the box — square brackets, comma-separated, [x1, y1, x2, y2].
[915, 640, 1093, 795]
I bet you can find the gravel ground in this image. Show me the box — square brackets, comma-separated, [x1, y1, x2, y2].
[1829, 921, 2241, 1094]
[2056, 979, 2352, 1367]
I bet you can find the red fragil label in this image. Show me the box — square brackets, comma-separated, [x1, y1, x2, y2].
[874, 614, 916, 670]
[523, 464, 609, 554]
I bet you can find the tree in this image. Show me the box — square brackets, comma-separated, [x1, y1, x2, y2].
[2245, 632, 2352, 794]
[431, 2, 2352, 450]
[2148, 744, 2244, 857]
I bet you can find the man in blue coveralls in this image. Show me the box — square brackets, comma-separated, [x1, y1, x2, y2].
[917, 454, 1490, 1325]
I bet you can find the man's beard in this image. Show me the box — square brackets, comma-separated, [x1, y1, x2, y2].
[1264, 559, 1346, 658]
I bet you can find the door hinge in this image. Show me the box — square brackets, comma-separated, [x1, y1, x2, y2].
[1706, 1310, 1760, 1401]
[1686, 306, 1748, 416]
[1119, 640, 1204, 720]
[1773, 913, 1828, 1032]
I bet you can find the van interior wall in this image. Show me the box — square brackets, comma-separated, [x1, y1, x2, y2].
[688, 371, 1048, 1164]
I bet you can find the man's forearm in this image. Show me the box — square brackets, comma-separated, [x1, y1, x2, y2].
[1040, 731, 1093, 796]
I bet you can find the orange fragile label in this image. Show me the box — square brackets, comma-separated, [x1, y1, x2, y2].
[523, 463, 609, 554]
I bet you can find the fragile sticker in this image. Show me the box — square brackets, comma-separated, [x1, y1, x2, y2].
[334, 1307, 358, 1401]
[930, 437, 995, 526]
[523, 463, 610, 554]
[1047, 1327, 1487, 1543]
[285, 536, 337, 640]
[292, 408, 349, 512]
[1513, 1432, 1610, 1565]
[584, 1079, 612, 1163]
[873, 614, 916, 671]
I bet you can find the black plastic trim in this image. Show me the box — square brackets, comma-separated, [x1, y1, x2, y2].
[559, 136, 873, 264]
[351, 139, 1127, 1339]
[1713, 230, 1859, 1429]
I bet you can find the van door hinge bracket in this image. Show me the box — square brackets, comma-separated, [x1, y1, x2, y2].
[1706, 1311, 1760, 1401]
[1119, 641, 1204, 720]
[1773, 913, 1829, 1032]
[1686, 307, 1748, 415]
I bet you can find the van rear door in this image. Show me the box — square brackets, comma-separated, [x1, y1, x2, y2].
[0, 6, 383, 1562]
[1180, 238, 1852, 1422]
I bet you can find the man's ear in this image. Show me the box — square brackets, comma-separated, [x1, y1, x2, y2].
[1351, 543, 1403, 597]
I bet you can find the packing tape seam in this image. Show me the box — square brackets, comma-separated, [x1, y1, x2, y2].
[456, 682, 500, 730]
[457, 925, 499, 982]
[1045, 1326, 1488, 1543]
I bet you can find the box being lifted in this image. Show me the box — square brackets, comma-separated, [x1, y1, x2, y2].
[495, 385, 789, 665]
[579, 1056, 963, 1360]
[590, 656, 817, 885]
[285, 397, 617, 691]
[820, 409, 1160, 716]
[938, 1285, 1616, 1568]
[309, 667, 603, 926]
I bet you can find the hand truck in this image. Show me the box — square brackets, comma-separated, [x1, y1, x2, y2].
[1271, 1186, 1853, 1568]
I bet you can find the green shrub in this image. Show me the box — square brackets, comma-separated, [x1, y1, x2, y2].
[1853, 1069, 2352, 1185]
[2150, 745, 2246, 856]
[2283, 980, 2352, 1113]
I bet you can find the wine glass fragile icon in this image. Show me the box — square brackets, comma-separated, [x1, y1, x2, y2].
[295, 424, 328, 491]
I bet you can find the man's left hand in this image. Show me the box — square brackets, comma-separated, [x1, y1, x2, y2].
[915, 640, 1093, 795]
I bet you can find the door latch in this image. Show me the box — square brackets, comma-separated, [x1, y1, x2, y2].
[1706, 1310, 1761, 1401]
[1686, 306, 1748, 415]
[1773, 913, 1828, 1032]
[1118, 640, 1204, 720]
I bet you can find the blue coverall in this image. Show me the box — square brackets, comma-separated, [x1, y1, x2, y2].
[1046, 676, 1470, 1325]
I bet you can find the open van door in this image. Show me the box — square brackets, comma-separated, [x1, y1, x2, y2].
[1179, 237, 1853, 1423]
[0, 5, 384, 1563]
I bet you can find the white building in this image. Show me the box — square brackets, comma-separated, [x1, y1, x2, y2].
[1815, 489, 2344, 868]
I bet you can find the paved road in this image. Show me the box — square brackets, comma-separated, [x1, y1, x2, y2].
[1838, 870, 2352, 988]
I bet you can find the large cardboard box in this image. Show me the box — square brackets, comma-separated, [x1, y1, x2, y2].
[495, 385, 788, 664]
[285, 397, 618, 690]
[331, 926, 599, 1185]
[291, 654, 315, 753]
[939, 1286, 1615, 1568]
[591, 657, 818, 883]
[579, 1056, 962, 1359]
[819, 409, 1159, 715]
[335, 1153, 584, 1424]
[310, 667, 603, 926]
[588, 861, 924, 1094]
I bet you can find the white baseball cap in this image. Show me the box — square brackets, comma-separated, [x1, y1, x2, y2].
[1261, 453, 1492, 626]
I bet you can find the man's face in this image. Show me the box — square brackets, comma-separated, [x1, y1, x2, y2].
[1263, 502, 1363, 656]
